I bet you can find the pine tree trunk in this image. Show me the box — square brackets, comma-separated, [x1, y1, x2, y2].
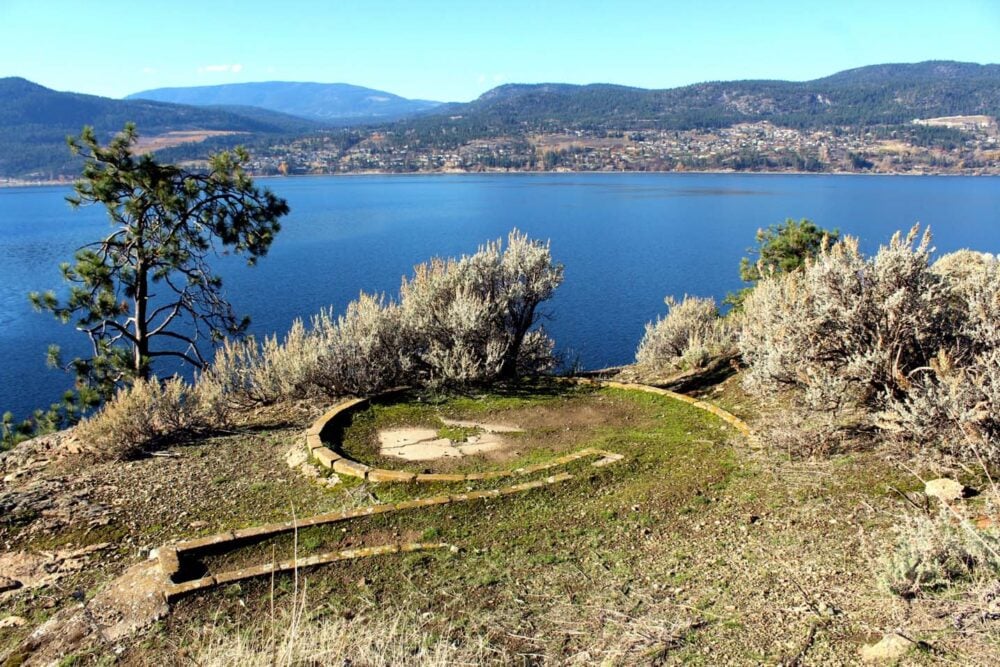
[134, 261, 149, 380]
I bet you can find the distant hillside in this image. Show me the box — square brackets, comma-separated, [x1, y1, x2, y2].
[0, 78, 321, 178]
[403, 61, 1000, 137]
[126, 82, 442, 124]
[4, 62, 1000, 179]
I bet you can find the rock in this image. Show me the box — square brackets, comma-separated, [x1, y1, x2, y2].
[925, 478, 966, 503]
[1, 560, 171, 664]
[0, 616, 26, 628]
[285, 446, 308, 469]
[0, 576, 22, 594]
[860, 633, 914, 663]
[188, 520, 209, 530]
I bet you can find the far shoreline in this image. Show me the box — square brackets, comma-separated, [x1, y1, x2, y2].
[4, 168, 1000, 189]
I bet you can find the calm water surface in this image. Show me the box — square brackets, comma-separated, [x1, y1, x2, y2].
[1, 173, 998, 419]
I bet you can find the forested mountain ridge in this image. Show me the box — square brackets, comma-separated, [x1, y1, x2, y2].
[127, 81, 442, 124]
[3, 62, 1000, 179]
[410, 61, 1000, 136]
[0, 78, 321, 178]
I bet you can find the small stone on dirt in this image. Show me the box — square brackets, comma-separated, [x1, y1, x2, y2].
[924, 478, 966, 503]
[0, 615, 27, 628]
[285, 446, 308, 469]
[860, 633, 914, 663]
[0, 576, 22, 593]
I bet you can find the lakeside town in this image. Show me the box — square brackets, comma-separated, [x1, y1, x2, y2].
[244, 115, 1000, 177]
[2, 115, 999, 188]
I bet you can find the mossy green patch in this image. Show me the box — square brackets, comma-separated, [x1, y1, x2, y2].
[435, 424, 482, 442]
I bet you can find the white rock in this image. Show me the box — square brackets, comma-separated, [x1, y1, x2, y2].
[925, 478, 965, 503]
[285, 446, 308, 469]
[860, 633, 914, 663]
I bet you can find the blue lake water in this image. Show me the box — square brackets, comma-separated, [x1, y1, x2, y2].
[1, 173, 999, 421]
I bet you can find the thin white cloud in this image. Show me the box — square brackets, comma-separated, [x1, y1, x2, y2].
[142, 67, 156, 74]
[198, 64, 243, 73]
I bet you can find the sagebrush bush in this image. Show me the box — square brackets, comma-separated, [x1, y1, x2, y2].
[308, 294, 410, 396]
[885, 251, 1000, 462]
[635, 295, 733, 371]
[200, 320, 317, 408]
[75, 376, 219, 460]
[192, 229, 563, 407]
[881, 506, 1000, 598]
[736, 226, 1000, 462]
[739, 225, 955, 426]
[399, 229, 563, 386]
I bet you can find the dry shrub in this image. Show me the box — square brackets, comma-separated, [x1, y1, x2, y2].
[199, 320, 317, 408]
[886, 252, 1000, 462]
[307, 293, 409, 396]
[75, 376, 220, 460]
[886, 349, 1000, 464]
[740, 225, 951, 414]
[399, 228, 562, 386]
[635, 295, 733, 371]
[194, 229, 562, 407]
[736, 225, 986, 453]
[516, 327, 558, 376]
[881, 501, 1000, 599]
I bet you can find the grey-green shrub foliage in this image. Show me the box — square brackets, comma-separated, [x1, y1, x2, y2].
[635, 296, 734, 371]
[77, 230, 562, 457]
[399, 229, 563, 385]
[203, 229, 562, 406]
[880, 506, 1000, 598]
[74, 376, 226, 460]
[307, 294, 411, 396]
[885, 250, 1000, 461]
[739, 224, 1000, 462]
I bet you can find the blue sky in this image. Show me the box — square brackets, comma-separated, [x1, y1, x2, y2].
[2, 0, 998, 102]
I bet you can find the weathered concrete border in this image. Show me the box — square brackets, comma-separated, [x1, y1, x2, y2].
[155, 471, 577, 597]
[153, 379, 749, 598]
[570, 378, 753, 437]
[163, 542, 451, 600]
[304, 378, 751, 483]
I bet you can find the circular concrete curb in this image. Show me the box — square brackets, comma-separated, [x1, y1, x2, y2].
[304, 378, 751, 483]
[128, 379, 751, 607]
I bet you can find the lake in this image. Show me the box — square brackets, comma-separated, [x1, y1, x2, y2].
[1, 173, 999, 421]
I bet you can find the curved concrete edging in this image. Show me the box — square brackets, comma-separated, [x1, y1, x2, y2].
[304, 378, 752, 483]
[132, 379, 750, 603]
[155, 470, 578, 598]
[572, 379, 753, 437]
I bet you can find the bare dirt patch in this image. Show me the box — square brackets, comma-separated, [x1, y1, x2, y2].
[377, 417, 523, 461]
[341, 388, 645, 473]
[130, 130, 247, 153]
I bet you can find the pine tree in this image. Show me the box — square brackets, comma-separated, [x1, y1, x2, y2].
[30, 124, 289, 401]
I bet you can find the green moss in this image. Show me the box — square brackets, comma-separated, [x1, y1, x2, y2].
[435, 425, 481, 442]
